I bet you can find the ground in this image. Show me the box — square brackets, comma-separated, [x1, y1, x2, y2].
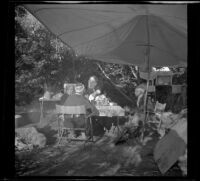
[15, 118, 182, 176]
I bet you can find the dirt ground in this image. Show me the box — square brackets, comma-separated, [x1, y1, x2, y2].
[15, 127, 182, 176]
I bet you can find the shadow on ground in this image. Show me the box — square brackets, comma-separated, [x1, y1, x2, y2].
[15, 113, 183, 177]
[15, 132, 183, 177]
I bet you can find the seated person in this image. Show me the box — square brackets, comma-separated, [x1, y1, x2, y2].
[62, 83, 99, 137]
[64, 83, 99, 116]
[59, 83, 74, 105]
[85, 76, 101, 103]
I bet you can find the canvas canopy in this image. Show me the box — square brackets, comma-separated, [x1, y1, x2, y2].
[24, 4, 187, 67]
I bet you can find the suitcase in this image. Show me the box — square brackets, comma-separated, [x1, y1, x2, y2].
[154, 129, 186, 174]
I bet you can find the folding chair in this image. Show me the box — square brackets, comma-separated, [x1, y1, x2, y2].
[146, 101, 166, 130]
[154, 101, 166, 130]
[56, 104, 93, 145]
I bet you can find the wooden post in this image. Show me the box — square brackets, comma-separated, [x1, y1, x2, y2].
[39, 98, 44, 124]
[39, 83, 47, 124]
[141, 55, 150, 141]
[141, 13, 151, 141]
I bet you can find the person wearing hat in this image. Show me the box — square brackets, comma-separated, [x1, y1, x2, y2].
[62, 83, 99, 137]
[64, 83, 99, 115]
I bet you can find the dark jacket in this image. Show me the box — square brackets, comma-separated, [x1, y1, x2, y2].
[63, 94, 99, 116]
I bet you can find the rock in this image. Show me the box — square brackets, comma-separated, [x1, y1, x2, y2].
[15, 136, 33, 151]
[15, 127, 46, 148]
[31, 132, 46, 148]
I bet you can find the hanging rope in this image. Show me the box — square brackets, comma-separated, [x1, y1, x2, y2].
[97, 63, 135, 105]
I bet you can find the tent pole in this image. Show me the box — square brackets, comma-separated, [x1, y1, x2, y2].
[143, 55, 150, 115]
[141, 13, 151, 141]
[73, 56, 75, 82]
[141, 55, 150, 141]
[145, 62, 150, 117]
[72, 51, 76, 83]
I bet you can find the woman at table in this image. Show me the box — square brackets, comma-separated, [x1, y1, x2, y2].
[85, 76, 102, 103]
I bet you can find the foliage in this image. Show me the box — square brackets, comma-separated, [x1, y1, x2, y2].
[99, 63, 139, 86]
[15, 6, 74, 105]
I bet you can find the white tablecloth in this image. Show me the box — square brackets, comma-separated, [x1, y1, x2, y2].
[96, 105, 125, 117]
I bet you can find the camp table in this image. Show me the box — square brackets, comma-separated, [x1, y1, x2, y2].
[95, 105, 126, 134]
